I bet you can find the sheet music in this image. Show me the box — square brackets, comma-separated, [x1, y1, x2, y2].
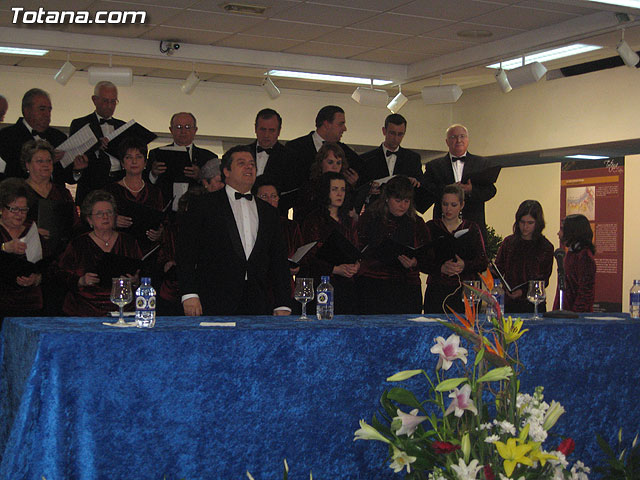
[159, 145, 188, 152]
[20, 222, 43, 263]
[453, 228, 469, 239]
[105, 119, 135, 142]
[372, 175, 395, 185]
[172, 182, 189, 211]
[0, 155, 5, 173]
[289, 241, 317, 264]
[57, 124, 99, 168]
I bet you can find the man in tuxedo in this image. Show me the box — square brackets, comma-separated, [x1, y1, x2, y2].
[178, 145, 291, 316]
[0, 88, 82, 183]
[424, 124, 497, 237]
[70, 81, 126, 205]
[148, 112, 217, 207]
[359, 113, 433, 212]
[286, 105, 362, 188]
[244, 108, 297, 213]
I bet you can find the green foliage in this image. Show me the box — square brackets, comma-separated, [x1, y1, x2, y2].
[594, 430, 640, 480]
[485, 224, 503, 262]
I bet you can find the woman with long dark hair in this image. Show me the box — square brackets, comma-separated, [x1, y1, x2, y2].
[494, 200, 554, 313]
[553, 214, 596, 312]
[356, 175, 427, 314]
[300, 171, 359, 314]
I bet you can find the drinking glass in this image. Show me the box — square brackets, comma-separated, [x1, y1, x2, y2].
[462, 280, 481, 310]
[110, 277, 133, 326]
[527, 280, 546, 320]
[294, 277, 314, 321]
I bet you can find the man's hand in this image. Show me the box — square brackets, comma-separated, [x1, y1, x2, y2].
[184, 165, 200, 179]
[398, 255, 417, 269]
[73, 154, 89, 171]
[116, 215, 133, 228]
[151, 160, 167, 177]
[53, 150, 65, 164]
[99, 137, 109, 150]
[407, 176, 421, 188]
[183, 297, 202, 316]
[459, 179, 472, 193]
[343, 167, 359, 185]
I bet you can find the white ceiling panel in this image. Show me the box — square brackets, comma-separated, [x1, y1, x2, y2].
[240, 19, 336, 41]
[352, 12, 452, 35]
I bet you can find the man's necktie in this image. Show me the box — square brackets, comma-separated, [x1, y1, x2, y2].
[256, 146, 273, 155]
[235, 192, 253, 201]
[386, 150, 397, 157]
[452, 156, 466, 162]
[99, 118, 117, 126]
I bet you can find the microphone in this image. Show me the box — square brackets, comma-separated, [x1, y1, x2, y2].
[554, 249, 566, 291]
[543, 248, 578, 318]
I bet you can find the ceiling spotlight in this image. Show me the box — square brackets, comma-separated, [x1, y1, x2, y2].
[495, 68, 512, 93]
[617, 30, 639, 68]
[88, 67, 133, 86]
[351, 86, 389, 107]
[387, 86, 408, 113]
[421, 84, 462, 105]
[506, 61, 547, 89]
[54, 60, 76, 86]
[262, 76, 280, 99]
[181, 71, 200, 95]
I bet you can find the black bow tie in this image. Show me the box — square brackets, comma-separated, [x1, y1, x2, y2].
[235, 192, 253, 201]
[452, 156, 466, 162]
[386, 149, 397, 157]
[32, 131, 44, 138]
[256, 146, 273, 155]
[99, 118, 117, 126]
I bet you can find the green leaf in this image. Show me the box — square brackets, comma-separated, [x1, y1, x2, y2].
[387, 369, 423, 382]
[387, 387, 423, 409]
[477, 367, 513, 383]
[474, 348, 485, 366]
[435, 377, 467, 392]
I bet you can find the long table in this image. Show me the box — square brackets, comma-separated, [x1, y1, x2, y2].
[1, 314, 638, 479]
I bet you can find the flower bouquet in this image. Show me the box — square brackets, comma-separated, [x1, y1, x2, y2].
[354, 276, 590, 480]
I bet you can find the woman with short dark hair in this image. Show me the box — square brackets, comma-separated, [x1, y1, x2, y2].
[553, 214, 596, 312]
[494, 200, 554, 313]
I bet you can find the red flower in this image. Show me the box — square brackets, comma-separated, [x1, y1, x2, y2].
[431, 441, 460, 454]
[483, 465, 495, 480]
[558, 438, 575, 456]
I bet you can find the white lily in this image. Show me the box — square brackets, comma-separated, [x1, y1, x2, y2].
[394, 408, 427, 436]
[430, 334, 468, 370]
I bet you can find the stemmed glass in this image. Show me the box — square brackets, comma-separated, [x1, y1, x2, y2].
[294, 277, 314, 321]
[527, 280, 546, 320]
[110, 277, 133, 326]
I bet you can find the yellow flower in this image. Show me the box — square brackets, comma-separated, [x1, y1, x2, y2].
[528, 445, 557, 466]
[502, 316, 528, 344]
[495, 438, 534, 476]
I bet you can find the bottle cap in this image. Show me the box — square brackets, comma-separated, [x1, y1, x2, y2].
[321, 275, 330, 283]
[142, 277, 151, 284]
[635, 279, 640, 285]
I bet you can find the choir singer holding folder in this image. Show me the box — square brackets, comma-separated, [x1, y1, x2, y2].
[356, 176, 428, 314]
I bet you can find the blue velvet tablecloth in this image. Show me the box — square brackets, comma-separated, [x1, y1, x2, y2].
[0, 314, 638, 479]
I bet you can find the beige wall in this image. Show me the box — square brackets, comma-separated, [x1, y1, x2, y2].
[2, 63, 637, 310]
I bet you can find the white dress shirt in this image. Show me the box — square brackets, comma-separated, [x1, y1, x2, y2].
[449, 152, 466, 183]
[95, 113, 121, 173]
[225, 184, 259, 260]
[312, 131, 325, 152]
[383, 145, 398, 176]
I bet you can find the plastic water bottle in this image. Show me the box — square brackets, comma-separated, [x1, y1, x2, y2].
[487, 279, 505, 320]
[630, 280, 640, 319]
[316, 275, 334, 320]
[135, 277, 156, 328]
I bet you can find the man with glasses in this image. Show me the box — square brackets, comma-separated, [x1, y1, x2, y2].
[148, 112, 217, 210]
[423, 124, 498, 239]
[0, 88, 76, 184]
[69, 81, 125, 205]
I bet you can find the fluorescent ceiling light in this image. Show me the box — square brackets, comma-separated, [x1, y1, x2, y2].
[585, 0, 640, 7]
[565, 154, 609, 160]
[487, 44, 602, 70]
[267, 69, 392, 86]
[0, 46, 48, 56]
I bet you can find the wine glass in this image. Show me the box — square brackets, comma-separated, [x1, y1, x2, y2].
[462, 280, 481, 310]
[294, 277, 314, 321]
[110, 277, 133, 326]
[527, 280, 546, 320]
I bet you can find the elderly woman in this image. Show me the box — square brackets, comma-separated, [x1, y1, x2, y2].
[423, 184, 488, 314]
[58, 190, 141, 316]
[0, 178, 43, 320]
[199, 158, 224, 192]
[294, 143, 356, 222]
[356, 176, 428, 314]
[104, 137, 164, 256]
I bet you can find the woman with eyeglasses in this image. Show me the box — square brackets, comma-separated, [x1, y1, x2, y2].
[0, 178, 43, 321]
[104, 137, 165, 257]
[58, 190, 141, 316]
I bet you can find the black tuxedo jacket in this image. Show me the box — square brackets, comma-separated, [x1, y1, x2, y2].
[286, 131, 363, 187]
[423, 153, 497, 233]
[148, 143, 217, 204]
[358, 145, 434, 213]
[0, 118, 68, 184]
[70, 112, 126, 205]
[245, 140, 300, 213]
[177, 188, 291, 315]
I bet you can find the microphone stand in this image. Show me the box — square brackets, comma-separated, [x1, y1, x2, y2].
[544, 249, 578, 318]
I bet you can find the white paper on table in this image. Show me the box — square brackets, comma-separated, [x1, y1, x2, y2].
[172, 182, 189, 211]
[57, 124, 99, 168]
[408, 316, 442, 323]
[200, 321, 236, 327]
[584, 315, 627, 321]
[0, 155, 5, 173]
